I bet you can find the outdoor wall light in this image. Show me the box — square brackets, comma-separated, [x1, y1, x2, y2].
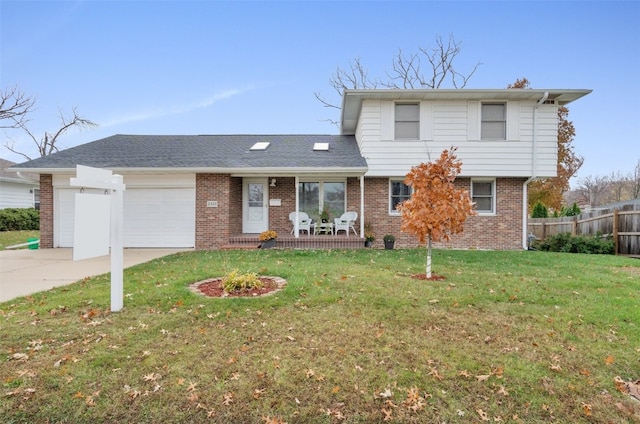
[270, 178, 277, 187]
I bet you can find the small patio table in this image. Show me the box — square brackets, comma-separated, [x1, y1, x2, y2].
[312, 222, 334, 235]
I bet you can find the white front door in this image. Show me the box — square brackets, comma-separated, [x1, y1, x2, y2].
[243, 178, 269, 233]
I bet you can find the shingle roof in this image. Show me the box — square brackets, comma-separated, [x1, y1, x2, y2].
[10, 134, 368, 172]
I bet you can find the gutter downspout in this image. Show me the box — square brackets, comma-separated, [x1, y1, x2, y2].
[523, 92, 549, 249]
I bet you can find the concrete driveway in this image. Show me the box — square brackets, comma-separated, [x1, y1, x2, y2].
[0, 248, 185, 303]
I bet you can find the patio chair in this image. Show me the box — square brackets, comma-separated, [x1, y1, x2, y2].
[289, 211, 312, 235]
[334, 211, 358, 236]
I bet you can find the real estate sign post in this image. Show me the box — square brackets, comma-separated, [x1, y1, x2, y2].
[70, 165, 126, 312]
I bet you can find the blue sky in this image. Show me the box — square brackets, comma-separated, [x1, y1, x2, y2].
[1, 0, 639, 185]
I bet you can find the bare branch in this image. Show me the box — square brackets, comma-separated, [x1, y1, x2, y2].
[3, 106, 97, 159]
[0, 86, 35, 129]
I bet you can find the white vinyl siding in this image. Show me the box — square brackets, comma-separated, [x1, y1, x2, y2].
[395, 103, 419, 140]
[357, 99, 559, 178]
[0, 181, 39, 209]
[471, 180, 495, 214]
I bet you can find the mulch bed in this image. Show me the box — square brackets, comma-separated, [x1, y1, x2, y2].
[411, 273, 446, 281]
[189, 276, 286, 298]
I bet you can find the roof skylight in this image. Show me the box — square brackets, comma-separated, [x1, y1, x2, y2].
[250, 142, 270, 151]
[313, 142, 329, 151]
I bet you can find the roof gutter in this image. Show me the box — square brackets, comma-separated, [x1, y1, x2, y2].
[523, 92, 549, 249]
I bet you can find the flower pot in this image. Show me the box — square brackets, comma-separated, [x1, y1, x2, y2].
[384, 240, 395, 250]
[261, 239, 276, 249]
[365, 240, 372, 248]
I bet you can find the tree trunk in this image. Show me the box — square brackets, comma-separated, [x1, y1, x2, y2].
[426, 234, 432, 278]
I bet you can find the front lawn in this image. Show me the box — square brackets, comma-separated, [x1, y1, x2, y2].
[0, 230, 39, 250]
[1, 249, 638, 423]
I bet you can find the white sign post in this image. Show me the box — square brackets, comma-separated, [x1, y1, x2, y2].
[70, 165, 126, 312]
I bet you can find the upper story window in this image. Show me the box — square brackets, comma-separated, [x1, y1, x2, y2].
[481, 103, 506, 140]
[471, 180, 495, 214]
[395, 103, 419, 140]
[389, 179, 412, 214]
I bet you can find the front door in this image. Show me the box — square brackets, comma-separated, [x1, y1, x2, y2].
[243, 178, 269, 233]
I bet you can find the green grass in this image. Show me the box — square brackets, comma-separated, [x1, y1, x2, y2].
[0, 230, 39, 250]
[1, 248, 639, 423]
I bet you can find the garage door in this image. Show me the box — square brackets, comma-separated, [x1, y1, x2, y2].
[56, 187, 195, 248]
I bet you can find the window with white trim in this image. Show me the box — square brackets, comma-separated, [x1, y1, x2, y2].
[481, 103, 506, 140]
[471, 180, 495, 214]
[298, 180, 345, 221]
[395, 103, 419, 140]
[33, 188, 40, 211]
[389, 179, 411, 214]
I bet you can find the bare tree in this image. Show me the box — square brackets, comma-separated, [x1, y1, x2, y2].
[5, 107, 97, 161]
[607, 170, 630, 203]
[315, 35, 482, 126]
[633, 159, 640, 199]
[576, 175, 611, 207]
[0, 86, 35, 129]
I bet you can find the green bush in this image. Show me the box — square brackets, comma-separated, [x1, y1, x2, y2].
[531, 201, 549, 218]
[220, 269, 264, 293]
[534, 232, 614, 255]
[0, 208, 40, 231]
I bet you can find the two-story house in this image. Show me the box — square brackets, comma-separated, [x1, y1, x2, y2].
[11, 88, 590, 250]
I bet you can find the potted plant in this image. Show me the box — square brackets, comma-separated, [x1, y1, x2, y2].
[258, 230, 277, 249]
[364, 222, 375, 247]
[320, 207, 330, 223]
[383, 234, 395, 250]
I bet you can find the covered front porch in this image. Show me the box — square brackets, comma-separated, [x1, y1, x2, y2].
[222, 233, 367, 250]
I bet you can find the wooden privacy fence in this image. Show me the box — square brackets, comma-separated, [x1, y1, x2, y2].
[527, 202, 640, 256]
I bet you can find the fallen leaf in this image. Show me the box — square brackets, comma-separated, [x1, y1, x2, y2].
[604, 355, 615, 365]
[11, 353, 29, 361]
[476, 374, 491, 382]
[332, 386, 341, 394]
[379, 388, 393, 398]
[222, 391, 234, 405]
[476, 408, 490, 421]
[497, 386, 509, 396]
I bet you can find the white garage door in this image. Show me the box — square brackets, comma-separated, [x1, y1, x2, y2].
[56, 187, 195, 248]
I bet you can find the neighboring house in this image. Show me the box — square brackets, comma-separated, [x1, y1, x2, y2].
[0, 158, 40, 209]
[10, 88, 591, 250]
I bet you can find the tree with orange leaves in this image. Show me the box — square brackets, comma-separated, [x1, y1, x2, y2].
[397, 147, 476, 278]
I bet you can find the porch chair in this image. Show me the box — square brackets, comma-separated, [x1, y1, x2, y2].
[289, 211, 312, 235]
[334, 211, 358, 236]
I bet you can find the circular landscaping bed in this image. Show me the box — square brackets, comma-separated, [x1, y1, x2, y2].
[189, 276, 286, 298]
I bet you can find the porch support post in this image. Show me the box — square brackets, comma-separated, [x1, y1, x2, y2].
[294, 176, 300, 238]
[360, 175, 365, 238]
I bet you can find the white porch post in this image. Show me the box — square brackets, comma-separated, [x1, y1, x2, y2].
[294, 176, 300, 238]
[360, 175, 365, 238]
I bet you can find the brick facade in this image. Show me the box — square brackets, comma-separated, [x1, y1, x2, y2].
[39, 174, 54, 249]
[192, 175, 525, 250]
[359, 177, 525, 250]
[195, 174, 234, 249]
[38, 173, 524, 251]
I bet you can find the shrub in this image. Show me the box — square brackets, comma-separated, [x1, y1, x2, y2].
[0, 208, 40, 231]
[534, 232, 614, 255]
[531, 201, 549, 218]
[220, 269, 264, 293]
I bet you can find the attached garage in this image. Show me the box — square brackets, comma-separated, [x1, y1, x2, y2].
[54, 174, 195, 248]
